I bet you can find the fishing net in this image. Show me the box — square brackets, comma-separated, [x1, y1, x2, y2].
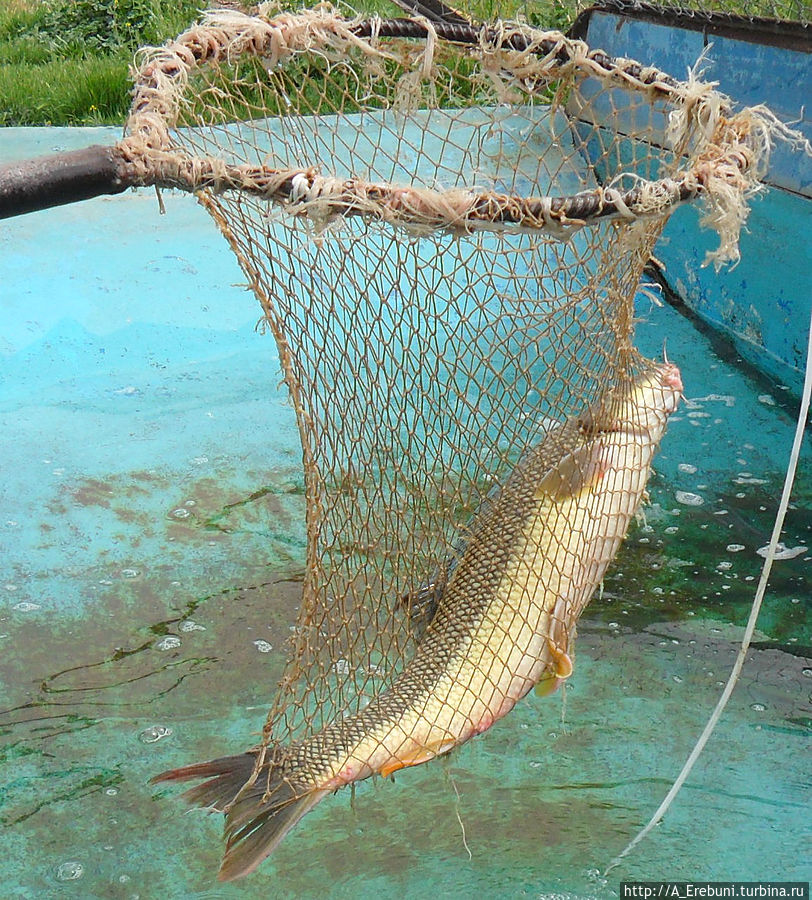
[120, 4, 779, 864]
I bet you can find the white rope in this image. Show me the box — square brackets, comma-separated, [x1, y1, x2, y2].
[605, 303, 812, 875]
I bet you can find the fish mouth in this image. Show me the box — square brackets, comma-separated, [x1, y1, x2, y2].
[660, 363, 684, 415]
[661, 362, 684, 395]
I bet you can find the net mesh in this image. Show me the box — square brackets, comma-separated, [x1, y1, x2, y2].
[128, 6, 777, 876]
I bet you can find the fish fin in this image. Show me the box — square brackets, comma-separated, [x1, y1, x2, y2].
[535, 637, 574, 697]
[534, 674, 561, 698]
[547, 638, 574, 679]
[379, 738, 456, 777]
[152, 751, 328, 880]
[534, 444, 604, 501]
[151, 753, 256, 811]
[218, 776, 329, 881]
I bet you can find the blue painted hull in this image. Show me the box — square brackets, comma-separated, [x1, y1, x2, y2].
[574, 7, 811, 394]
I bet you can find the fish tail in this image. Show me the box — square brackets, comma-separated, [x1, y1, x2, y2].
[151, 751, 328, 881]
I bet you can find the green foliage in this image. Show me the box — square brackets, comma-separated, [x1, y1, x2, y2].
[37, 0, 200, 55]
[0, 0, 201, 124]
[0, 54, 131, 125]
[40, 0, 156, 53]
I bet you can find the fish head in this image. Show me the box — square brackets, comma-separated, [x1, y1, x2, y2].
[627, 361, 683, 429]
[579, 361, 683, 438]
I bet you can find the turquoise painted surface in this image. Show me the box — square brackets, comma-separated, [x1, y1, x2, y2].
[580, 11, 812, 396]
[0, 127, 810, 899]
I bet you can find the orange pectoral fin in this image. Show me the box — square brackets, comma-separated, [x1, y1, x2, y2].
[548, 638, 574, 679]
[379, 739, 455, 778]
[534, 637, 574, 698]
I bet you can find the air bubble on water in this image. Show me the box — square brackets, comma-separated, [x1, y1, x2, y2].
[253, 640, 273, 653]
[154, 636, 181, 651]
[184, 500, 196, 507]
[664, 526, 679, 534]
[608, 622, 619, 630]
[757, 394, 776, 406]
[790, 597, 800, 604]
[735, 492, 746, 498]
[676, 491, 703, 506]
[717, 561, 733, 570]
[13, 600, 40, 612]
[4, 583, 16, 591]
[119, 875, 131, 883]
[121, 568, 139, 579]
[801, 668, 812, 678]
[99, 579, 113, 585]
[171, 507, 191, 519]
[529, 760, 543, 768]
[726, 544, 745, 553]
[756, 543, 807, 560]
[191, 456, 209, 465]
[179, 620, 206, 633]
[672, 675, 683, 684]
[678, 463, 697, 474]
[55, 861, 84, 881]
[105, 787, 118, 796]
[750, 703, 766, 712]
[334, 658, 350, 675]
[139, 724, 172, 743]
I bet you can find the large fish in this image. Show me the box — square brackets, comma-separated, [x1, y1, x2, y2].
[152, 360, 683, 880]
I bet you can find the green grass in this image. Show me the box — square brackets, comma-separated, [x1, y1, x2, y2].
[0, 0, 572, 127]
[0, 55, 132, 126]
[0, 0, 202, 125]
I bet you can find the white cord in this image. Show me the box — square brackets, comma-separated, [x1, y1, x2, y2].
[605, 304, 812, 875]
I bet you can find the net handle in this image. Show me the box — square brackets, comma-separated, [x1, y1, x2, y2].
[0, 145, 126, 219]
